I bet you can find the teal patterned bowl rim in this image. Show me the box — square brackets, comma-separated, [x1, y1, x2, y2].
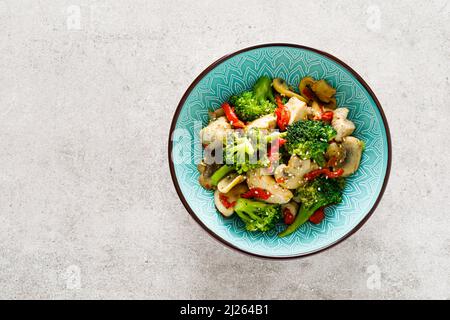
[168, 43, 391, 259]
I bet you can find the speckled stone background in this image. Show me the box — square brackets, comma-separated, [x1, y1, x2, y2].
[0, 0, 449, 299]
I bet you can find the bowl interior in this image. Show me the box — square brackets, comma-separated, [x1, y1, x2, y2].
[170, 45, 390, 258]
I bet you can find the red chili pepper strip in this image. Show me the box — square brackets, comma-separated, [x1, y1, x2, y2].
[304, 168, 344, 181]
[219, 194, 236, 209]
[283, 208, 295, 225]
[327, 156, 338, 168]
[314, 110, 333, 122]
[304, 169, 324, 181]
[320, 111, 334, 122]
[222, 102, 245, 128]
[241, 188, 272, 200]
[275, 177, 286, 184]
[309, 207, 325, 224]
[325, 168, 344, 178]
[275, 96, 290, 131]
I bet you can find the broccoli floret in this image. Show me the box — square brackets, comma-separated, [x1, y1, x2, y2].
[279, 177, 344, 237]
[230, 76, 276, 122]
[234, 198, 281, 232]
[285, 120, 336, 167]
[224, 129, 270, 174]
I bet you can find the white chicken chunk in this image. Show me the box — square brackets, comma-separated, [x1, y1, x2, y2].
[246, 168, 293, 204]
[246, 114, 277, 130]
[331, 108, 355, 142]
[285, 97, 310, 124]
[199, 116, 231, 145]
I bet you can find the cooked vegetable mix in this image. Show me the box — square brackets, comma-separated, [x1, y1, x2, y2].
[197, 75, 364, 237]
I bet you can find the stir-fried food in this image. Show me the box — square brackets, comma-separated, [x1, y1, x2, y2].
[198, 75, 364, 236]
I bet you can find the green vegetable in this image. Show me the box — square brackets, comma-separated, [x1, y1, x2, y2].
[224, 129, 270, 174]
[279, 177, 344, 237]
[230, 76, 276, 122]
[285, 120, 336, 167]
[210, 165, 234, 186]
[253, 76, 275, 103]
[234, 198, 281, 232]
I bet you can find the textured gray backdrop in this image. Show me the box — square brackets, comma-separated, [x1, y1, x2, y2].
[0, 0, 449, 299]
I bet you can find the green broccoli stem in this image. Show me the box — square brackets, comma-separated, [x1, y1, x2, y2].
[234, 209, 252, 224]
[210, 165, 234, 186]
[253, 76, 275, 103]
[278, 202, 324, 237]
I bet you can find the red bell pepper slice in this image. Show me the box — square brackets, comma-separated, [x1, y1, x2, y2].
[304, 168, 344, 181]
[241, 188, 271, 200]
[275, 96, 290, 131]
[309, 207, 325, 224]
[219, 194, 236, 209]
[222, 102, 245, 128]
[320, 111, 334, 122]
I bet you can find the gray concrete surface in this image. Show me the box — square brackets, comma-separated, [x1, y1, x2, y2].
[0, 0, 449, 299]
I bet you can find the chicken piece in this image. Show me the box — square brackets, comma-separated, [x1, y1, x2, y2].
[274, 156, 319, 189]
[199, 116, 231, 145]
[331, 108, 355, 142]
[246, 114, 277, 130]
[285, 97, 310, 124]
[246, 168, 293, 204]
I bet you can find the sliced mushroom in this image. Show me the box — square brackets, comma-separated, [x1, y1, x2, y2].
[214, 183, 248, 217]
[208, 107, 225, 120]
[197, 161, 220, 190]
[217, 172, 246, 194]
[199, 116, 232, 145]
[274, 155, 319, 189]
[246, 168, 293, 204]
[272, 78, 307, 102]
[246, 114, 277, 130]
[311, 79, 336, 103]
[325, 142, 347, 166]
[334, 136, 364, 177]
[284, 97, 310, 124]
[331, 108, 355, 142]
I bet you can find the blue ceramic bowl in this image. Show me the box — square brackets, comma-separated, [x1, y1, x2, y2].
[169, 44, 391, 259]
